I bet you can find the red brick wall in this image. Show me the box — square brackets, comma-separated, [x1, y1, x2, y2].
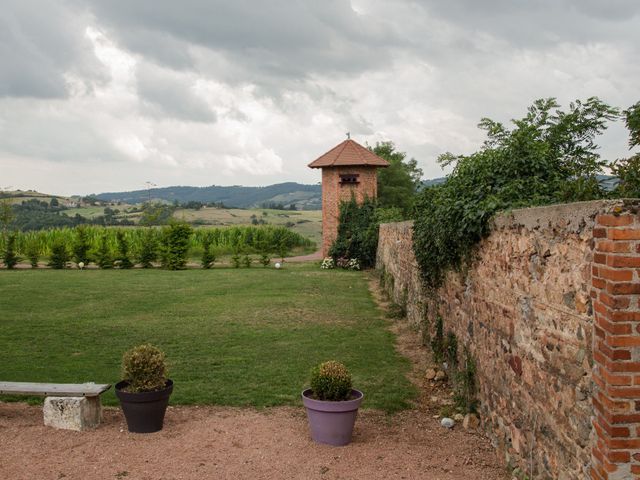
[377, 200, 640, 479]
[320, 166, 378, 256]
[591, 209, 640, 480]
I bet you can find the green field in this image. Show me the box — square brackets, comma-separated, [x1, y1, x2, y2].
[174, 208, 322, 245]
[0, 265, 415, 412]
[68, 206, 116, 219]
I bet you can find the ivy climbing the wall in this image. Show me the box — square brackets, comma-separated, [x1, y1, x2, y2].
[329, 197, 380, 268]
[413, 97, 619, 288]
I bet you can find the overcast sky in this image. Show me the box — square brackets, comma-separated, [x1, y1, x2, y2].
[1, 0, 639, 196]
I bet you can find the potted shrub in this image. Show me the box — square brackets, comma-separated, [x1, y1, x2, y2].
[115, 344, 173, 433]
[301, 360, 364, 446]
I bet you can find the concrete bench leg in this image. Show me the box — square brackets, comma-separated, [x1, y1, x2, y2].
[43, 396, 102, 431]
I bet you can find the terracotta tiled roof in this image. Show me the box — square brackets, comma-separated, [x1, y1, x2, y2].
[308, 139, 390, 168]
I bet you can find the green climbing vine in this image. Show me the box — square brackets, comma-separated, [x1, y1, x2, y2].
[413, 97, 619, 288]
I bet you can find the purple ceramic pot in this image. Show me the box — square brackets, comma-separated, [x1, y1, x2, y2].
[302, 388, 364, 446]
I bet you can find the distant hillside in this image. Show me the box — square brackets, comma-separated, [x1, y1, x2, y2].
[96, 182, 322, 209]
[0, 189, 78, 207]
[420, 175, 620, 191]
[421, 177, 447, 188]
[597, 174, 619, 191]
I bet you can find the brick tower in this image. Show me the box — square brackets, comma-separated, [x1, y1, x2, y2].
[309, 138, 389, 256]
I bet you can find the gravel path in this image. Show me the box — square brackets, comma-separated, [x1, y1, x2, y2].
[0, 403, 507, 480]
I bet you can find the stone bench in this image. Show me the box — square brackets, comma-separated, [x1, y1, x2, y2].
[0, 381, 111, 431]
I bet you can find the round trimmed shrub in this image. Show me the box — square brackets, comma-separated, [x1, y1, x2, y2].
[121, 344, 168, 393]
[310, 360, 352, 401]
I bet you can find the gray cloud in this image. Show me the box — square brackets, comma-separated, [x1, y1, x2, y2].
[78, 0, 399, 82]
[0, 0, 107, 98]
[0, 99, 126, 163]
[418, 0, 640, 51]
[136, 63, 217, 123]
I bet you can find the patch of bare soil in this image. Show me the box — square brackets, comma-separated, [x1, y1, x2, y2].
[0, 403, 507, 480]
[0, 273, 508, 480]
[282, 250, 323, 263]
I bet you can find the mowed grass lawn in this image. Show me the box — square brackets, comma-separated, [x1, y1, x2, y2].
[0, 264, 415, 412]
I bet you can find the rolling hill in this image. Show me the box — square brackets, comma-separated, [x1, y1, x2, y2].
[95, 182, 322, 209]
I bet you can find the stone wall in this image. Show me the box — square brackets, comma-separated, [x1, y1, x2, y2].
[320, 166, 378, 256]
[376, 200, 640, 480]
